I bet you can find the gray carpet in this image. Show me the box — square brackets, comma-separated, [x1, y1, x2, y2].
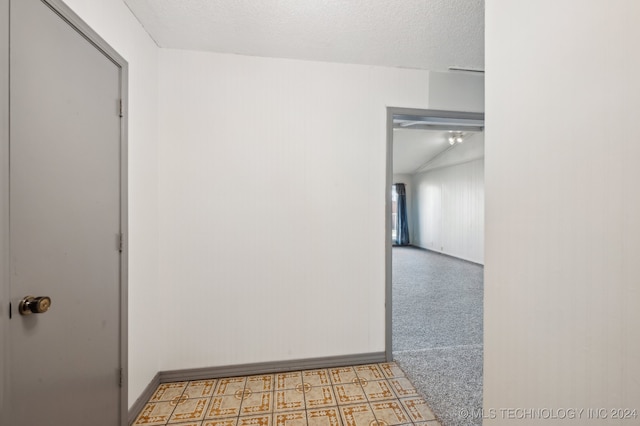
[392, 246, 483, 426]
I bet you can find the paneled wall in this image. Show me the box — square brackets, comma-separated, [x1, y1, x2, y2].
[411, 159, 484, 264]
[485, 0, 640, 422]
[158, 49, 431, 370]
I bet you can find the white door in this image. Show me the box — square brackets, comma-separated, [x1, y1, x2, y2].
[9, 0, 123, 424]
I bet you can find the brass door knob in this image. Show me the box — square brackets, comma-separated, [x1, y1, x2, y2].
[19, 296, 52, 315]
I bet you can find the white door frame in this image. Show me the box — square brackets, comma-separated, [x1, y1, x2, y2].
[0, 0, 129, 424]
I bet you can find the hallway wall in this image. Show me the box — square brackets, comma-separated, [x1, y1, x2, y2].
[485, 0, 640, 422]
[157, 48, 431, 370]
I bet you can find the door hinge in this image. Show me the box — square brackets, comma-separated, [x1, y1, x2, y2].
[118, 233, 124, 252]
[119, 368, 123, 387]
[9, 302, 11, 319]
[118, 99, 123, 118]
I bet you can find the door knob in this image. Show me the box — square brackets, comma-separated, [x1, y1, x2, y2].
[18, 296, 52, 315]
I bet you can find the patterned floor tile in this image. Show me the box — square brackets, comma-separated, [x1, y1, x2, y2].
[215, 378, 248, 396]
[134, 364, 437, 426]
[276, 372, 303, 390]
[246, 375, 275, 392]
[204, 420, 237, 426]
[307, 407, 343, 426]
[377, 364, 405, 380]
[305, 386, 336, 409]
[354, 365, 385, 382]
[333, 384, 367, 405]
[302, 369, 331, 387]
[370, 401, 410, 425]
[387, 379, 418, 398]
[296, 383, 312, 394]
[351, 378, 368, 388]
[169, 397, 210, 423]
[133, 401, 176, 425]
[238, 414, 272, 426]
[360, 380, 395, 402]
[205, 394, 243, 419]
[400, 398, 436, 422]
[329, 368, 357, 385]
[339, 404, 377, 426]
[240, 391, 273, 416]
[150, 382, 188, 402]
[274, 410, 308, 426]
[185, 380, 217, 398]
[275, 389, 305, 412]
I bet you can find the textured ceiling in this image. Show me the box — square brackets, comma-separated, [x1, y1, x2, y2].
[123, 0, 484, 71]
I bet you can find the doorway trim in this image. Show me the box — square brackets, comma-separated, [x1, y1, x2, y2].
[385, 107, 485, 361]
[0, 1, 129, 424]
[1, 0, 9, 419]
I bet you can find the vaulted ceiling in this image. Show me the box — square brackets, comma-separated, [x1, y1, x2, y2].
[393, 129, 484, 175]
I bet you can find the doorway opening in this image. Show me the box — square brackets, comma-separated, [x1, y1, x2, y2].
[385, 107, 485, 425]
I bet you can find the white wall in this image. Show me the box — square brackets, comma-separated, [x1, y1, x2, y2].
[59, 0, 160, 408]
[411, 159, 484, 264]
[429, 71, 485, 113]
[485, 0, 640, 423]
[158, 49, 430, 370]
[392, 174, 413, 243]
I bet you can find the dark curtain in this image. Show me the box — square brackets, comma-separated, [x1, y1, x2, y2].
[395, 183, 410, 245]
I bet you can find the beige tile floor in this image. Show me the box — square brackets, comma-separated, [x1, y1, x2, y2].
[133, 362, 441, 426]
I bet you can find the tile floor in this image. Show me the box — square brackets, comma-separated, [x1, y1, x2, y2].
[133, 362, 441, 426]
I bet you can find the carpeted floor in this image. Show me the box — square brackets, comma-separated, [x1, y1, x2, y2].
[392, 246, 483, 426]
